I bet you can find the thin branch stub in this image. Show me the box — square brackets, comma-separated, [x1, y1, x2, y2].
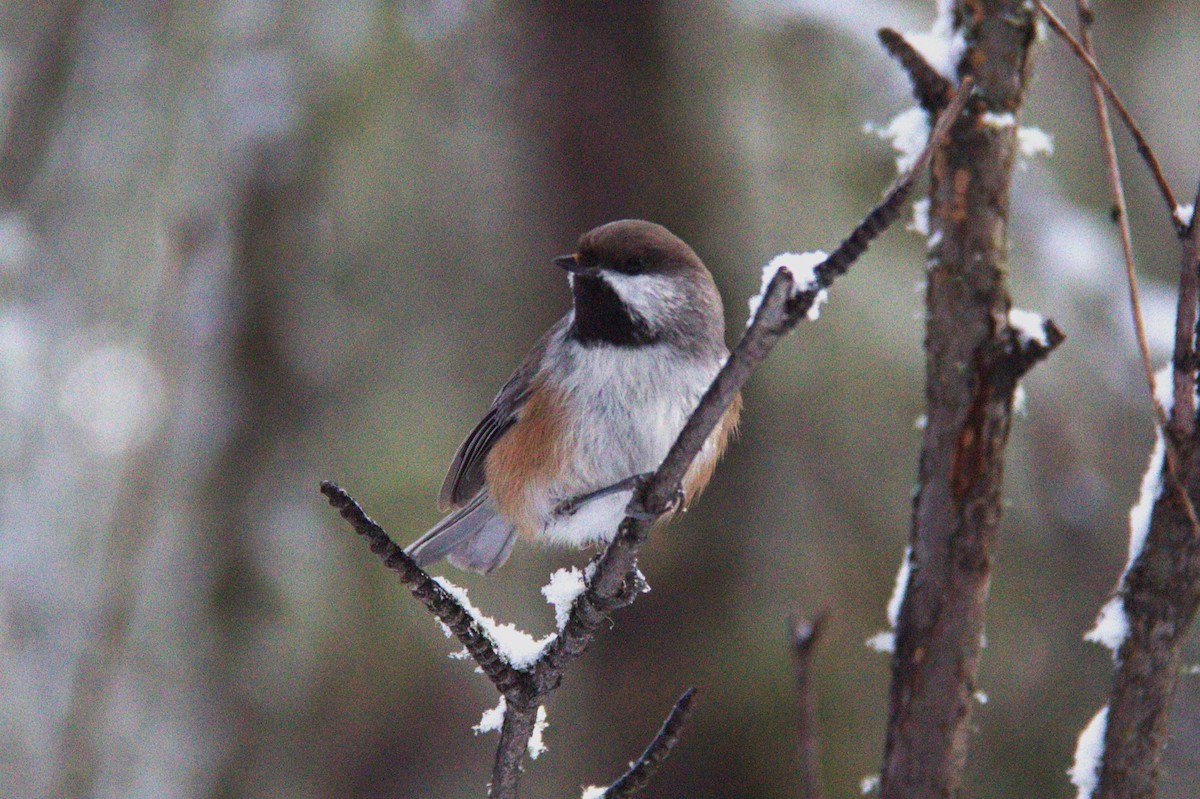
[602, 688, 699, 798]
[878, 28, 955, 114]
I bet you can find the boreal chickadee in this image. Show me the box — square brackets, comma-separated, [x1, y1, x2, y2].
[406, 219, 741, 573]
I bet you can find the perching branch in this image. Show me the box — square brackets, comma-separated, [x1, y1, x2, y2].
[323, 77, 975, 799]
[790, 613, 827, 799]
[319, 482, 525, 695]
[490, 701, 541, 799]
[599, 688, 698, 799]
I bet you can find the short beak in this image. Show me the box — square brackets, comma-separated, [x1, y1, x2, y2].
[554, 253, 592, 275]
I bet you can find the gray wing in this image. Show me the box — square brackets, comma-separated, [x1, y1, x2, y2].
[437, 316, 568, 509]
[405, 492, 518, 574]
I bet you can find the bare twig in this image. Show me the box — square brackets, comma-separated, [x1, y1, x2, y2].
[790, 613, 828, 799]
[1066, 0, 1161, 416]
[878, 28, 955, 114]
[1037, 2, 1181, 229]
[1062, 0, 1200, 538]
[600, 688, 699, 798]
[1171, 178, 1200, 442]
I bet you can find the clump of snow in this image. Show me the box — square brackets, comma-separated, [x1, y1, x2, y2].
[860, 774, 881, 795]
[886, 546, 912, 627]
[1175, 204, 1195, 228]
[867, 0, 964, 182]
[528, 705, 549, 759]
[434, 576, 554, 669]
[1008, 307, 1049, 347]
[865, 107, 929, 174]
[1017, 126, 1054, 158]
[908, 197, 931, 236]
[981, 111, 1016, 128]
[1084, 597, 1129, 654]
[580, 786, 607, 799]
[1012, 384, 1028, 416]
[475, 696, 507, 735]
[542, 567, 588, 630]
[1084, 367, 1171, 656]
[901, 0, 966, 78]
[977, 112, 1053, 163]
[1068, 705, 1108, 799]
[866, 546, 912, 655]
[474, 698, 549, 760]
[865, 632, 896, 654]
[747, 251, 829, 326]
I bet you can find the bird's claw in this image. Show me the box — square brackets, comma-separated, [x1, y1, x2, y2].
[625, 481, 684, 520]
[554, 472, 654, 518]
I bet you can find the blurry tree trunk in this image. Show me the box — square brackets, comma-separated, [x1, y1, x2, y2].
[880, 3, 1039, 798]
[0, 1, 311, 796]
[490, 0, 753, 270]
[192, 144, 324, 795]
[0, 0, 83, 205]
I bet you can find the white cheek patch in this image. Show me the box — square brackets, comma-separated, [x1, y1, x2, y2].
[601, 272, 683, 330]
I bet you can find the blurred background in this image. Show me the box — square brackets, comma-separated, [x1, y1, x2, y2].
[2, 1, 1198, 797]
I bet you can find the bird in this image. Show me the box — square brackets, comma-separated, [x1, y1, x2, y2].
[405, 219, 741, 573]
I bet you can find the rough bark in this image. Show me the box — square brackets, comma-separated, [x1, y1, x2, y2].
[1096, 192, 1200, 799]
[879, 3, 1041, 798]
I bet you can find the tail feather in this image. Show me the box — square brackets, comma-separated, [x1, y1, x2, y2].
[405, 492, 518, 574]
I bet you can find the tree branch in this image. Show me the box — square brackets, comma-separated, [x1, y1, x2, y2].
[490, 701, 541, 799]
[1038, 8, 1200, 794]
[1036, 2, 1181, 230]
[1092, 173, 1200, 799]
[877, 28, 955, 114]
[319, 482, 526, 695]
[878, 4, 1057, 798]
[0, 0, 85, 206]
[790, 613, 827, 799]
[600, 688, 698, 798]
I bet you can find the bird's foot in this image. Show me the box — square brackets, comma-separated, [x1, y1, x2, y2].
[554, 473, 653, 518]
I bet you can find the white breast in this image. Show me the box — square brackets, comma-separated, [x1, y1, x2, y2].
[533, 338, 720, 546]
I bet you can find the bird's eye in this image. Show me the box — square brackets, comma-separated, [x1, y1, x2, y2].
[622, 256, 645, 274]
